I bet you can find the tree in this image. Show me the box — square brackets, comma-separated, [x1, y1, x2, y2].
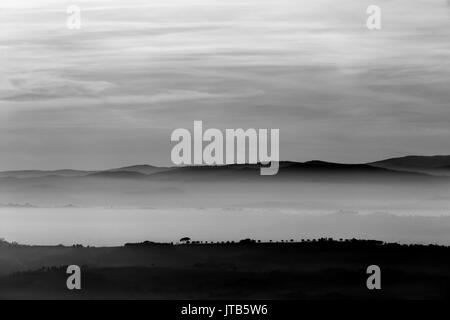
[180, 237, 191, 244]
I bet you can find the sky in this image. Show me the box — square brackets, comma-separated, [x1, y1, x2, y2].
[0, 0, 449, 170]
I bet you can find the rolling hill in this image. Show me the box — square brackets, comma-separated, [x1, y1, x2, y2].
[1, 158, 449, 182]
[370, 155, 450, 176]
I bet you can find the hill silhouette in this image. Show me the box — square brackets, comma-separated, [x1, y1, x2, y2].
[0, 156, 448, 210]
[144, 160, 441, 183]
[1, 239, 450, 299]
[88, 171, 148, 179]
[371, 155, 450, 176]
[0, 169, 94, 179]
[106, 165, 170, 175]
[2, 156, 450, 181]
[371, 155, 450, 168]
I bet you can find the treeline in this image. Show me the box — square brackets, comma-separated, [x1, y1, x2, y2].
[123, 237, 449, 249]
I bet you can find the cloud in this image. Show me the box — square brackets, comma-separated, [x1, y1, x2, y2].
[0, 0, 449, 169]
[1, 73, 113, 101]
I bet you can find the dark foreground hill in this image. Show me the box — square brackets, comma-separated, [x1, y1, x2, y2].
[1, 239, 450, 300]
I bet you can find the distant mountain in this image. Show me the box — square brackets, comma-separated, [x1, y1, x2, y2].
[1, 158, 449, 210]
[0, 165, 169, 179]
[370, 155, 450, 176]
[0, 169, 93, 179]
[106, 165, 170, 175]
[1, 158, 449, 182]
[87, 171, 149, 179]
[146, 160, 439, 183]
[371, 155, 450, 168]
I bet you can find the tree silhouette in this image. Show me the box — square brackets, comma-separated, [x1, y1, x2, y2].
[180, 237, 191, 244]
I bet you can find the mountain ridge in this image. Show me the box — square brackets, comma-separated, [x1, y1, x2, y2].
[1, 155, 450, 180]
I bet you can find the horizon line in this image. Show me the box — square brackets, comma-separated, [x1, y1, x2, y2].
[1, 154, 450, 172]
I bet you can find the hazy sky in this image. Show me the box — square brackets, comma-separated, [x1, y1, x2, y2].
[0, 0, 449, 170]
